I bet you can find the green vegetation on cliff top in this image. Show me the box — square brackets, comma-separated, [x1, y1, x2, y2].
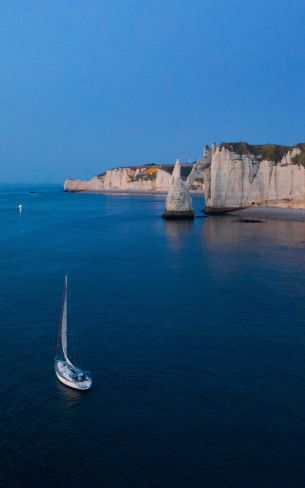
[292, 143, 305, 167]
[97, 163, 193, 179]
[220, 142, 305, 166]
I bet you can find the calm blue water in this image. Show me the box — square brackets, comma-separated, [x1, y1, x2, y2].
[1, 186, 305, 488]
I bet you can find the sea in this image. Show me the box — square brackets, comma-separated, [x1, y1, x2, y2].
[1, 185, 305, 488]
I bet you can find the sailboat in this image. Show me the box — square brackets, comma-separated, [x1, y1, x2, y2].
[55, 276, 92, 390]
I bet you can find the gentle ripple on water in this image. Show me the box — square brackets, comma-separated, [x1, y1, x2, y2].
[0, 187, 305, 487]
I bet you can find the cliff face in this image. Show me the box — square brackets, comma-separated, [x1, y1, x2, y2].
[64, 163, 198, 192]
[202, 143, 305, 212]
[64, 143, 305, 206]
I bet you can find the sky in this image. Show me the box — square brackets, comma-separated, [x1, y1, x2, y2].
[0, 0, 304, 183]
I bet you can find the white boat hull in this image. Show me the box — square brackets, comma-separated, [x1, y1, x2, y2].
[55, 370, 92, 390]
[55, 360, 92, 391]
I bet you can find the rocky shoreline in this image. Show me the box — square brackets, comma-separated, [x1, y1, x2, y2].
[67, 188, 203, 195]
[229, 206, 305, 222]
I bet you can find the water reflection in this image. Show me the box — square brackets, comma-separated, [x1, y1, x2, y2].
[203, 215, 305, 249]
[202, 215, 305, 284]
[56, 380, 84, 408]
[164, 219, 194, 249]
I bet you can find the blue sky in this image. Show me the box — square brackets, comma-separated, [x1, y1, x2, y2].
[0, 0, 304, 183]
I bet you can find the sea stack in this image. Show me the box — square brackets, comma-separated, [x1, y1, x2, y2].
[162, 159, 194, 219]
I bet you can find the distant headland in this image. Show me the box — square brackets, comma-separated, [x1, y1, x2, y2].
[64, 162, 202, 193]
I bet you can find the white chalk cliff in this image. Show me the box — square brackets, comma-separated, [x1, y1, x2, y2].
[64, 163, 198, 193]
[64, 142, 305, 210]
[200, 143, 305, 212]
[162, 159, 194, 219]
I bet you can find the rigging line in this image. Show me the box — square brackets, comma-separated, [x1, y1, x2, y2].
[71, 304, 80, 365]
[56, 279, 66, 356]
[70, 285, 82, 364]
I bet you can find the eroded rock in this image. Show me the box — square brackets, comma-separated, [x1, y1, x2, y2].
[162, 159, 194, 219]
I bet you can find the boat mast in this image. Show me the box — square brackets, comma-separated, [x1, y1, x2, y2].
[56, 276, 66, 357]
[56, 275, 72, 366]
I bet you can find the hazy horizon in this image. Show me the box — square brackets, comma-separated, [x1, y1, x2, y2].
[1, 0, 304, 183]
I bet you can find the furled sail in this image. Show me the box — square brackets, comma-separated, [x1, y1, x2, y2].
[61, 276, 73, 367]
[61, 276, 68, 359]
